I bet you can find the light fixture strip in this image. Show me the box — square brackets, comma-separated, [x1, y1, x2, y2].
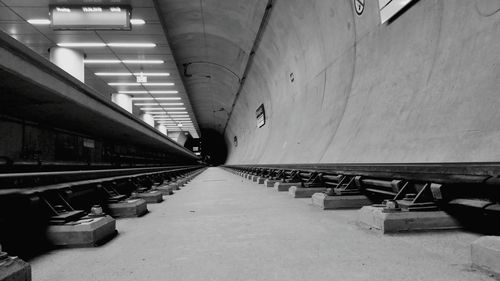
[119, 90, 178, 94]
[130, 19, 146, 25]
[134, 103, 184, 106]
[144, 108, 186, 111]
[109, 83, 175, 86]
[131, 98, 181, 101]
[85, 59, 164, 64]
[140, 106, 184, 110]
[27, 19, 51, 25]
[155, 115, 189, 118]
[95, 72, 170, 76]
[59, 43, 156, 48]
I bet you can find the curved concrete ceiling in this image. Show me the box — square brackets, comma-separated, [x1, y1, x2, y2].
[155, 0, 269, 132]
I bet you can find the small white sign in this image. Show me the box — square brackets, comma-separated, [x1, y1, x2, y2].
[354, 0, 365, 16]
[136, 75, 147, 83]
[379, 0, 415, 23]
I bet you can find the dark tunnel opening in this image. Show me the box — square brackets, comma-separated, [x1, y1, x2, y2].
[199, 129, 228, 166]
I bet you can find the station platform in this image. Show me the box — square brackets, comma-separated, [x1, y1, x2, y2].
[29, 168, 494, 281]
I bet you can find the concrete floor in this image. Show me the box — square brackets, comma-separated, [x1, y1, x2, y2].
[31, 168, 495, 281]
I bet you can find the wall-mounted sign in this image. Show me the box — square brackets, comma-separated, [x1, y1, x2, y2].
[233, 136, 238, 147]
[354, 0, 365, 16]
[256, 104, 266, 128]
[379, 0, 417, 23]
[50, 6, 131, 30]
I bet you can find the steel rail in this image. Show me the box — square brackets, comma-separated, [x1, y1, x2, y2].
[0, 165, 204, 189]
[223, 162, 500, 185]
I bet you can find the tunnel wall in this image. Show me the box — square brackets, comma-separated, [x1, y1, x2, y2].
[224, 0, 500, 164]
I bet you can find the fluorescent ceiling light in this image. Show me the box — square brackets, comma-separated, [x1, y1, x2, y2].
[59, 43, 155, 48]
[161, 120, 192, 122]
[108, 43, 156, 47]
[143, 83, 175, 86]
[140, 106, 184, 110]
[95, 72, 170, 76]
[130, 19, 146, 25]
[109, 83, 140, 86]
[153, 115, 189, 120]
[119, 90, 178, 94]
[84, 59, 121, 64]
[166, 115, 189, 118]
[109, 83, 174, 86]
[58, 43, 106, 47]
[166, 111, 189, 114]
[150, 91, 178, 94]
[122, 59, 163, 64]
[144, 108, 186, 112]
[27, 19, 51, 25]
[96, 72, 133, 76]
[85, 59, 163, 64]
[135, 73, 170, 76]
[134, 103, 184, 106]
[131, 98, 181, 100]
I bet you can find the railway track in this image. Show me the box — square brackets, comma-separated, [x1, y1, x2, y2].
[223, 163, 500, 233]
[0, 165, 206, 257]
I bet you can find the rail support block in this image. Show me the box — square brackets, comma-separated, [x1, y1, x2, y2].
[170, 183, 181, 190]
[472, 236, 500, 276]
[257, 177, 266, 184]
[108, 199, 148, 218]
[47, 215, 116, 247]
[156, 185, 176, 195]
[252, 176, 259, 182]
[311, 193, 371, 210]
[357, 206, 462, 233]
[264, 179, 280, 187]
[0, 255, 31, 281]
[289, 186, 327, 198]
[274, 182, 298, 192]
[135, 190, 163, 204]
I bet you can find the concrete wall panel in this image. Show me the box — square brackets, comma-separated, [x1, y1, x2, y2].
[225, 0, 500, 164]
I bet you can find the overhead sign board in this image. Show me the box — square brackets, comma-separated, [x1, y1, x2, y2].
[50, 6, 131, 30]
